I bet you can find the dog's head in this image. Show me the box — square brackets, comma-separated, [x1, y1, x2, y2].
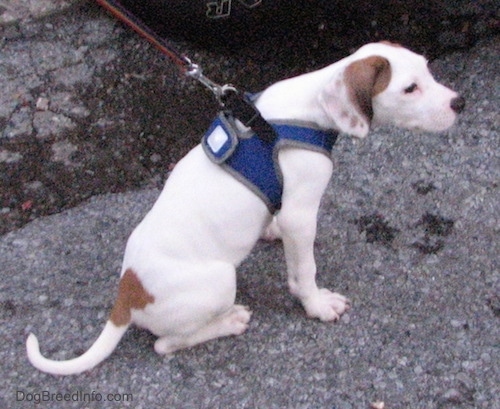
[319, 42, 465, 138]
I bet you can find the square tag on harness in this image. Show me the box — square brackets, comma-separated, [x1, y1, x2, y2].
[202, 112, 239, 164]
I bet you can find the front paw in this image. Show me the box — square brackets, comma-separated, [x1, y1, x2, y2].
[302, 288, 350, 322]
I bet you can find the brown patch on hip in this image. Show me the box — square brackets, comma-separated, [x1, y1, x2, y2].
[110, 269, 155, 326]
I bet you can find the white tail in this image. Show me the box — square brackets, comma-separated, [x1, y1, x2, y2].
[26, 321, 129, 375]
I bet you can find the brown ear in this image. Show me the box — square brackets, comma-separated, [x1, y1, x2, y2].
[344, 56, 391, 123]
[319, 56, 391, 138]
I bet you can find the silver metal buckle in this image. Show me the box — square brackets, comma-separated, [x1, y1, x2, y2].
[185, 60, 237, 106]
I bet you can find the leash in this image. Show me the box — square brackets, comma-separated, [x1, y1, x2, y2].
[95, 0, 277, 143]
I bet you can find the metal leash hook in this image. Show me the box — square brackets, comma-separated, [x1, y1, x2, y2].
[184, 58, 238, 107]
[184, 57, 277, 143]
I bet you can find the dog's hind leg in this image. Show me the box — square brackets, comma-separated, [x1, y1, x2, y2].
[143, 260, 251, 355]
[154, 305, 251, 354]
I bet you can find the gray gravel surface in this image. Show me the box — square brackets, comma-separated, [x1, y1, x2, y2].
[1, 36, 498, 408]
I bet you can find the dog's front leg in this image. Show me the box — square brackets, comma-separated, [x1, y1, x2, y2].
[277, 149, 349, 322]
[279, 208, 349, 322]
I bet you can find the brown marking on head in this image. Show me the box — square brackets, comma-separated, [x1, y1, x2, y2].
[110, 269, 155, 326]
[344, 56, 391, 122]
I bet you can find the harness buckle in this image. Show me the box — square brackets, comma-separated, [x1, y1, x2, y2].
[220, 91, 277, 143]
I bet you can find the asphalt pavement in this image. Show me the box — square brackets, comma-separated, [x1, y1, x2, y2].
[0, 2, 499, 409]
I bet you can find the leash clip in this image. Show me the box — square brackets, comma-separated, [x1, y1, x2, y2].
[185, 59, 237, 106]
[184, 58, 276, 143]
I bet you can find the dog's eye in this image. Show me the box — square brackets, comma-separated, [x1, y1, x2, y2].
[404, 83, 418, 94]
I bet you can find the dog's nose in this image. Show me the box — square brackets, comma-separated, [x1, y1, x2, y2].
[450, 96, 465, 113]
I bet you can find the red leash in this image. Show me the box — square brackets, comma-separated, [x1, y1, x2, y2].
[95, 0, 278, 142]
[95, 0, 191, 72]
[95, 0, 238, 104]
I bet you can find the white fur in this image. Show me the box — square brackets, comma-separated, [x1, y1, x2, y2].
[27, 42, 463, 375]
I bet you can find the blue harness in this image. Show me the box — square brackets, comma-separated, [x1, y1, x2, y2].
[202, 113, 338, 213]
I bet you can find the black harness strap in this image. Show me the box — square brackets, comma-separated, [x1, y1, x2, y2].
[221, 92, 277, 143]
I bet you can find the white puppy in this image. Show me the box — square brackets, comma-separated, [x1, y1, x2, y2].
[27, 42, 464, 375]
